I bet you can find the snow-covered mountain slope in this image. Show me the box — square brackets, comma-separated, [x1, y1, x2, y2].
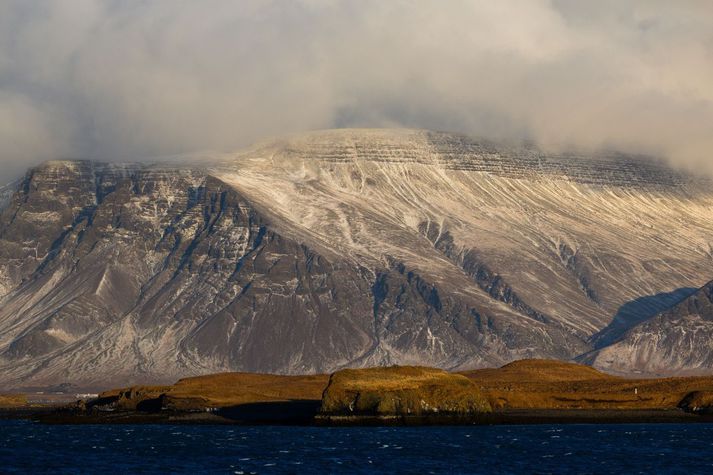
[581, 280, 713, 376]
[1, 129, 712, 389]
[214, 129, 713, 340]
[0, 180, 18, 212]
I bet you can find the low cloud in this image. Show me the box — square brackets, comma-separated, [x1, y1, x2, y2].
[1, 0, 712, 181]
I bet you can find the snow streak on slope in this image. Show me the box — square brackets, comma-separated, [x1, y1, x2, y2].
[214, 129, 713, 338]
[0, 181, 16, 212]
[582, 280, 713, 376]
[1, 129, 713, 388]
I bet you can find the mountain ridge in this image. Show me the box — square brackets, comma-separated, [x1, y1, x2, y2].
[582, 279, 713, 375]
[1, 129, 712, 389]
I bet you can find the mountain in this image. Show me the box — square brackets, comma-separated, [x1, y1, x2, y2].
[0, 129, 712, 389]
[0, 180, 17, 211]
[582, 279, 713, 375]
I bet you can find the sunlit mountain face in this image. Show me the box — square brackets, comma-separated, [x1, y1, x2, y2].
[1, 129, 712, 389]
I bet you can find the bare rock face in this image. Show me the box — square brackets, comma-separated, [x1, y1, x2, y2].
[678, 390, 713, 414]
[0, 129, 712, 388]
[0, 181, 16, 212]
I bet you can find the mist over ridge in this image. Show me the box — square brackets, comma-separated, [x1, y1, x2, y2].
[1, 1, 713, 182]
[1, 129, 713, 387]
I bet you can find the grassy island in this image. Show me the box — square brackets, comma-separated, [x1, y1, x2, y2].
[12, 359, 713, 425]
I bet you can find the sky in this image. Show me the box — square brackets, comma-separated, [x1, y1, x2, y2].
[1, 0, 712, 182]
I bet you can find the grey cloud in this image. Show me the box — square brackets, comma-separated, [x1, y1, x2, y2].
[1, 0, 712, 182]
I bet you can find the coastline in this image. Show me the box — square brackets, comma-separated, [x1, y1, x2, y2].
[6, 359, 713, 426]
[4, 405, 713, 427]
[317, 409, 713, 426]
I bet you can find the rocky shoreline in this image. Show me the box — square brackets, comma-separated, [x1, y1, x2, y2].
[5, 406, 713, 427]
[5, 360, 713, 426]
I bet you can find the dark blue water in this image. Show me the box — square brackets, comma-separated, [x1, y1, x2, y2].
[1, 420, 712, 474]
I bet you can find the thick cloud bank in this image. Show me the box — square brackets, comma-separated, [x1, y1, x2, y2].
[1, 1, 712, 181]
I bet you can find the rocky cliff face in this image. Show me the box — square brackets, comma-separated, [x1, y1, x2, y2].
[0, 181, 16, 212]
[0, 129, 712, 388]
[583, 280, 713, 375]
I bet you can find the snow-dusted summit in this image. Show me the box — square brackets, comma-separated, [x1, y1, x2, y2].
[1, 129, 712, 389]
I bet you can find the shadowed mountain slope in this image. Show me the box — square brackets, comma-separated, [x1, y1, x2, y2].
[583, 280, 713, 375]
[0, 129, 712, 388]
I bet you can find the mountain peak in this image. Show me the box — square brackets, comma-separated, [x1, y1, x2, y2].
[0, 129, 712, 388]
[229, 128, 696, 190]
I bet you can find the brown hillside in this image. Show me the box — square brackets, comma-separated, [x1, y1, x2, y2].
[320, 366, 491, 416]
[91, 360, 713, 415]
[0, 393, 27, 408]
[463, 359, 713, 410]
[463, 359, 613, 382]
[99, 372, 329, 410]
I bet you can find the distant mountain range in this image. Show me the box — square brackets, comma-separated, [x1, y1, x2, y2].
[1, 129, 712, 389]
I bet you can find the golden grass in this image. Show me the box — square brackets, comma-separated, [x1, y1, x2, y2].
[327, 366, 470, 391]
[95, 360, 713, 414]
[167, 372, 328, 406]
[0, 393, 27, 408]
[462, 359, 713, 410]
[463, 359, 613, 383]
[320, 366, 491, 415]
[99, 372, 329, 409]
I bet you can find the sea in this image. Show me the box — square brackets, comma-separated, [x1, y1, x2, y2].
[1, 420, 712, 474]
